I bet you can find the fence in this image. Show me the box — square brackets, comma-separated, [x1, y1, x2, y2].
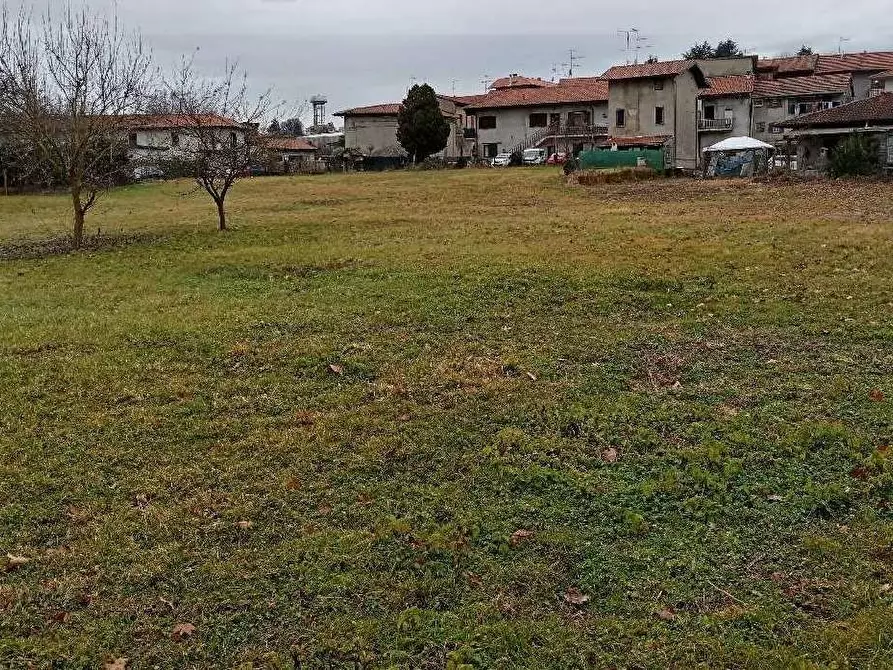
[578, 149, 665, 171]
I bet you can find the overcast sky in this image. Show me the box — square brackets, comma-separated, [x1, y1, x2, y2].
[33, 0, 893, 123]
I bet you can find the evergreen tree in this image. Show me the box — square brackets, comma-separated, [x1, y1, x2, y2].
[281, 117, 304, 136]
[797, 45, 814, 56]
[396, 84, 450, 164]
[267, 118, 281, 134]
[715, 39, 744, 58]
[683, 41, 715, 59]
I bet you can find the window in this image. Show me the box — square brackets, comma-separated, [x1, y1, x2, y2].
[769, 124, 783, 134]
[753, 98, 764, 108]
[230, 132, 238, 148]
[788, 101, 797, 115]
[654, 79, 664, 91]
[703, 104, 715, 120]
[483, 143, 499, 158]
[171, 131, 180, 147]
[755, 122, 766, 133]
[529, 113, 548, 128]
[615, 108, 626, 127]
[654, 106, 665, 125]
[128, 133, 138, 148]
[549, 113, 561, 125]
[478, 115, 497, 129]
[768, 98, 783, 108]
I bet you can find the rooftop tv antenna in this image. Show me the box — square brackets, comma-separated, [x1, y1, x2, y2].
[481, 75, 493, 91]
[838, 36, 851, 54]
[565, 48, 584, 77]
[618, 28, 648, 64]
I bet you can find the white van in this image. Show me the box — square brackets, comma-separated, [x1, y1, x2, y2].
[523, 148, 547, 165]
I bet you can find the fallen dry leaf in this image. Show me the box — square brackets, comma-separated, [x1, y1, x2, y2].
[318, 504, 333, 516]
[510, 529, 535, 546]
[5, 554, 29, 571]
[767, 494, 784, 502]
[171, 622, 196, 641]
[869, 389, 885, 402]
[657, 607, 677, 621]
[104, 658, 128, 670]
[328, 364, 344, 376]
[525, 371, 537, 381]
[51, 610, 70, 624]
[602, 448, 619, 464]
[285, 477, 302, 491]
[236, 520, 253, 530]
[564, 587, 590, 605]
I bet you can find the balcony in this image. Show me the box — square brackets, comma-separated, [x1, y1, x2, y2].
[698, 118, 734, 132]
[463, 128, 477, 139]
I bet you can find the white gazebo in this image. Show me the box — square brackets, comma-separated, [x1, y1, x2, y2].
[702, 136, 775, 177]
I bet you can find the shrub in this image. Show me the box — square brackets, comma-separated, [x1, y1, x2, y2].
[509, 151, 523, 167]
[454, 156, 468, 169]
[829, 134, 880, 177]
[563, 157, 579, 175]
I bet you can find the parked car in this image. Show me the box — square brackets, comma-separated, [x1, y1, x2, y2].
[492, 153, 513, 167]
[546, 152, 568, 165]
[523, 148, 547, 165]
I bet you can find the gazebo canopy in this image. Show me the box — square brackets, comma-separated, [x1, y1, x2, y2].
[703, 136, 775, 153]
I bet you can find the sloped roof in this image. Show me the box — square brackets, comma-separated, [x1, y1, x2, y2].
[757, 55, 819, 76]
[603, 60, 695, 80]
[259, 136, 317, 151]
[781, 92, 893, 127]
[816, 52, 893, 74]
[490, 75, 556, 90]
[465, 80, 608, 110]
[599, 135, 670, 147]
[874, 69, 893, 79]
[121, 114, 243, 130]
[753, 73, 851, 98]
[334, 103, 400, 117]
[700, 75, 754, 98]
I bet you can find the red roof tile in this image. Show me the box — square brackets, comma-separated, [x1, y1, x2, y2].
[334, 103, 401, 117]
[700, 75, 754, 98]
[490, 75, 555, 90]
[465, 80, 608, 110]
[781, 92, 893, 127]
[259, 136, 317, 151]
[599, 135, 670, 148]
[753, 73, 851, 98]
[603, 60, 695, 80]
[757, 55, 819, 76]
[874, 69, 893, 79]
[816, 52, 893, 74]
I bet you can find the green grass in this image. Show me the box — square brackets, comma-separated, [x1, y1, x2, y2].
[1, 170, 892, 668]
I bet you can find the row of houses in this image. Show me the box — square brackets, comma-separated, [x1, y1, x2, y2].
[335, 51, 893, 173]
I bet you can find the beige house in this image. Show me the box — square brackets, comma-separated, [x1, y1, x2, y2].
[697, 75, 754, 154]
[462, 77, 609, 158]
[335, 96, 470, 161]
[752, 74, 853, 145]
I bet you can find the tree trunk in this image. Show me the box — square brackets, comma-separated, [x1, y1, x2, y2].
[216, 198, 227, 231]
[72, 189, 85, 249]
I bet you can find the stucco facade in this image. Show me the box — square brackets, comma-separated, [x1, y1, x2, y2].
[470, 103, 608, 157]
[697, 95, 753, 154]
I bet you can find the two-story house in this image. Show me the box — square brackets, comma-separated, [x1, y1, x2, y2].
[335, 96, 470, 161]
[123, 114, 249, 162]
[751, 74, 853, 145]
[697, 75, 754, 154]
[462, 77, 609, 159]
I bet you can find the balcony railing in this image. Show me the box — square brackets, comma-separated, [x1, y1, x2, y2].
[550, 123, 609, 137]
[698, 118, 734, 131]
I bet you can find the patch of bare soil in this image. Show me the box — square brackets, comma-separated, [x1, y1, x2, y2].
[0, 232, 162, 261]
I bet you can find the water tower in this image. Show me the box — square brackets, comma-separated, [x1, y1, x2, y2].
[310, 95, 328, 129]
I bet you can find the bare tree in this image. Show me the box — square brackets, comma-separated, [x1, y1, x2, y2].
[160, 58, 275, 231]
[0, 3, 153, 248]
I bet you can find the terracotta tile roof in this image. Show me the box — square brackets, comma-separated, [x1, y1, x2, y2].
[490, 75, 556, 90]
[465, 80, 608, 110]
[781, 92, 893, 128]
[599, 135, 670, 148]
[753, 73, 852, 98]
[700, 75, 754, 98]
[874, 69, 893, 79]
[121, 114, 243, 129]
[816, 52, 893, 74]
[757, 55, 819, 75]
[334, 103, 401, 117]
[559, 76, 606, 86]
[602, 60, 695, 80]
[259, 136, 317, 151]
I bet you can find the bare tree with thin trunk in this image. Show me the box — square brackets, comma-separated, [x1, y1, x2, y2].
[0, 3, 153, 248]
[160, 58, 275, 231]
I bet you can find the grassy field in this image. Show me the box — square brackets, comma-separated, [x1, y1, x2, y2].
[1, 169, 892, 668]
